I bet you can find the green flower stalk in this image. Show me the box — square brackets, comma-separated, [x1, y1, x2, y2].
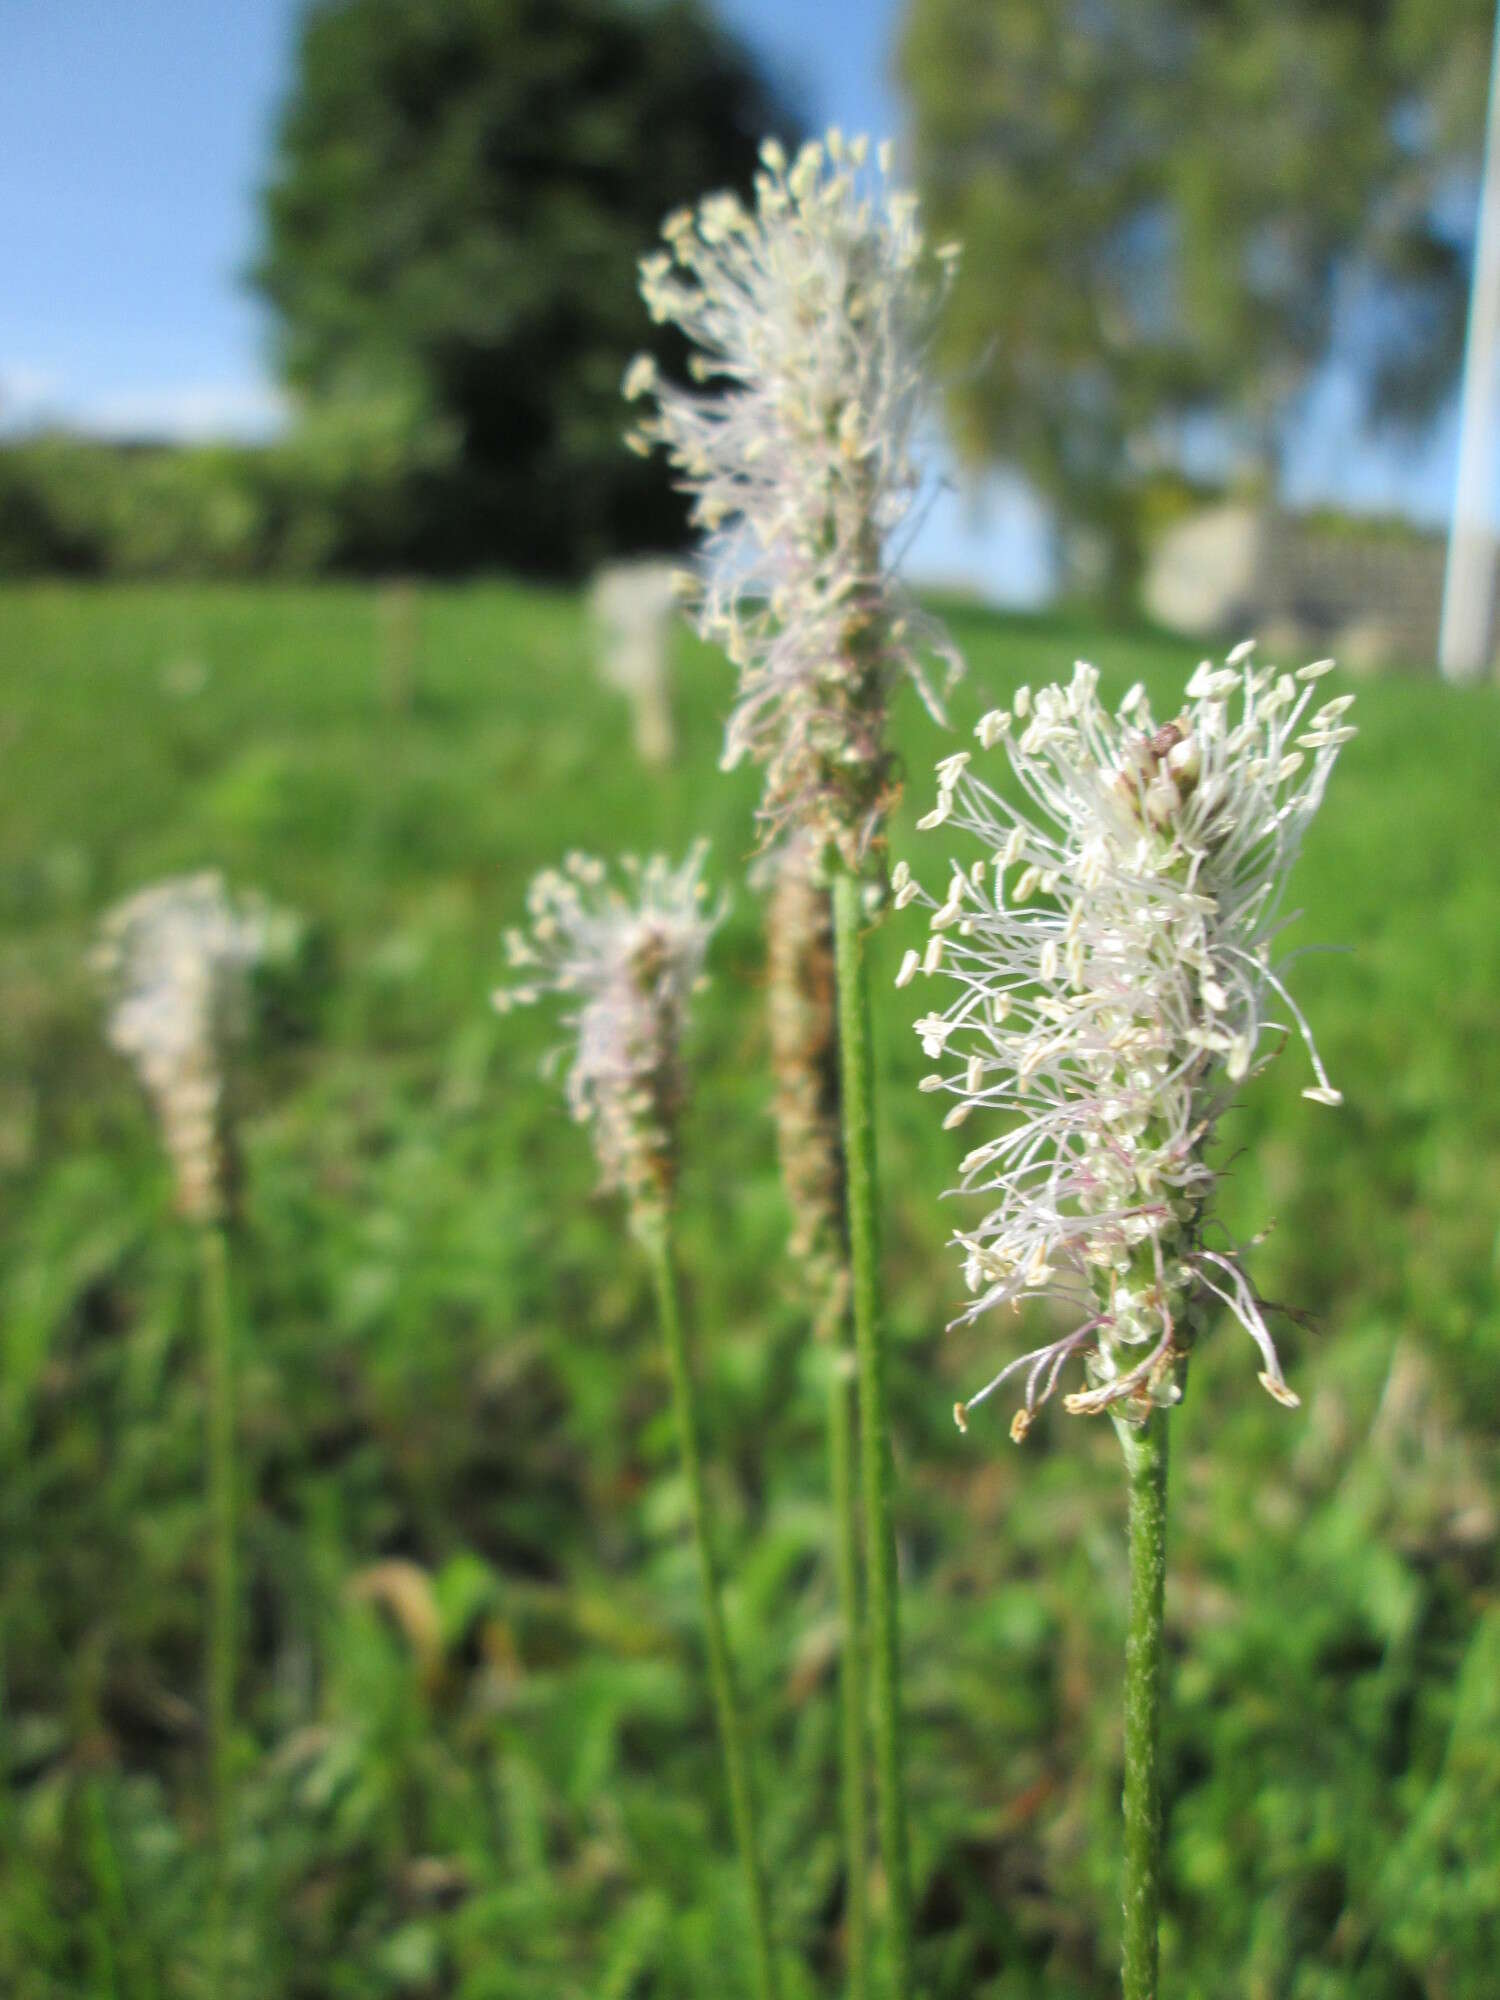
[1118, 1408, 1169, 2000]
[765, 833, 867, 1996]
[899, 646, 1354, 1994]
[96, 871, 277, 1990]
[496, 847, 778, 2000]
[831, 862, 912, 1989]
[630, 129, 962, 1995]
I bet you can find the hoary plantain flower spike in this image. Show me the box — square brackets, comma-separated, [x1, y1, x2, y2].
[897, 644, 1354, 1439]
[495, 845, 720, 1230]
[626, 129, 962, 866]
[97, 872, 278, 1222]
[764, 831, 848, 1339]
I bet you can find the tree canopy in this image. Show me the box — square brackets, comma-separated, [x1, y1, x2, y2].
[900, 0, 1493, 597]
[254, 0, 791, 574]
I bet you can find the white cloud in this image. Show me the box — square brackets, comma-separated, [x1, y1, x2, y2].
[0, 367, 288, 442]
[67, 378, 289, 442]
[0, 362, 64, 429]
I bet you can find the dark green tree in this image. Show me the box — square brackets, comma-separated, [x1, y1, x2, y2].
[254, 0, 791, 574]
[900, 0, 1494, 602]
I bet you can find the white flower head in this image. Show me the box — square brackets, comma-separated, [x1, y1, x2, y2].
[902, 648, 1355, 1438]
[96, 872, 276, 1221]
[627, 131, 962, 863]
[496, 844, 720, 1222]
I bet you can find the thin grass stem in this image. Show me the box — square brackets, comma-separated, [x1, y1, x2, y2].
[825, 1334, 870, 2000]
[640, 1211, 779, 2000]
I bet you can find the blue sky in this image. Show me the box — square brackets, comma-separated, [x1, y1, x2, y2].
[0, 4, 295, 438]
[0, 0, 1470, 598]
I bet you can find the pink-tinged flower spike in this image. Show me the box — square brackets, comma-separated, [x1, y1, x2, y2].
[495, 844, 721, 1230]
[626, 130, 962, 866]
[96, 873, 278, 1222]
[898, 646, 1354, 1438]
[497, 850, 781, 2000]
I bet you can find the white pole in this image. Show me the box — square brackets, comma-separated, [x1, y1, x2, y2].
[1439, 0, 1500, 682]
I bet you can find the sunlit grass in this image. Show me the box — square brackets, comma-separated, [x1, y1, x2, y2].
[0, 581, 1496, 1996]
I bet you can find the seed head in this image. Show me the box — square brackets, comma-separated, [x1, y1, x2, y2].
[627, 131, 961, 864]
[899, 647, 1354, 1435]
[764, 831, 847, 1337]
[496, 845, 720, 1227]
[96, 873, 276, 1221]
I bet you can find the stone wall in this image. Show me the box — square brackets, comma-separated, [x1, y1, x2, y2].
[1144, 505, 1464, 671]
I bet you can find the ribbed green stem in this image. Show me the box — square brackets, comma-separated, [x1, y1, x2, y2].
[825, 1339, 869, 2000]
[0, 1634, 10, 1860]
[830, 869, 913, 1998]
[1118, 1409, 1170, 2000]
[640, 1211, 778, 2000]
[199, 1221, 237, 1993]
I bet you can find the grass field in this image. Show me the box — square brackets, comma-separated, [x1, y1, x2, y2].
[0, 580, 1497, 1999]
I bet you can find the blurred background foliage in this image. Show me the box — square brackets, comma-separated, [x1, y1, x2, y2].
[0, 580, 1495, 1996]
[3, 0, 790, 581]
[249, 0, 791, 576]
[901, 0, 1495, 603]
[4, 0, 1492, 604]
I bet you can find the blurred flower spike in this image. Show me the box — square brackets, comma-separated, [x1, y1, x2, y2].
[897, 645, 1354, 1437]
[496, 844, 721, 1228]
[626, 128, 962, 866]
[97, 872, 282, 1222]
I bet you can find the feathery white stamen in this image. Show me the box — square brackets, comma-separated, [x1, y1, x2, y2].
[628, 130, 962, 860]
